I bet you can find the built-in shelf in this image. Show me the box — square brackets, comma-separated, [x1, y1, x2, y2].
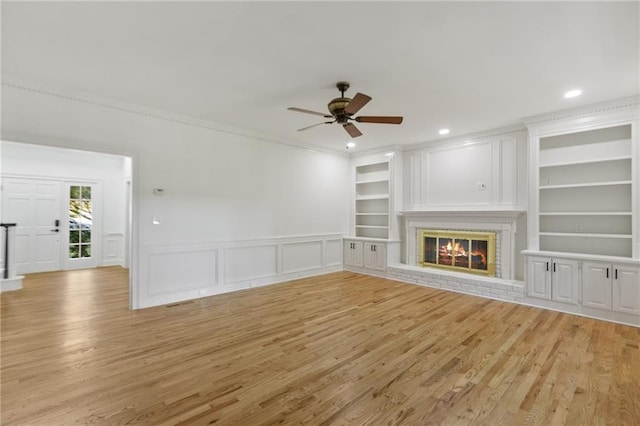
[540, 212, 632, 216]
[539, 232, 632, 239]
[532, 122, 635, 259]
[356, 195, 389, 201]
[539, 180, 632, 190]
[539, 155, 632, 168]
[356, 178, 388, 185]
[354, 160, 391, 239]
[524, 100, 640, 325]
[539, 137, 631, 168]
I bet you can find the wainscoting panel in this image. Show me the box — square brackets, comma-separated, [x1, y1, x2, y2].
[138, 234, 344, 309]
[103, 232, 124, 267]
[147, 246, 218, 296]
[224, 244, 278, 284]
[282, 240, 323, 274]
[325, 239, 343, 267]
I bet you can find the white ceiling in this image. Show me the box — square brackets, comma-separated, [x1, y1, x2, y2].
[2, 1, 639, 153]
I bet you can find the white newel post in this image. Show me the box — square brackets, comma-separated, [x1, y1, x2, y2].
[1, 223, 24, 292]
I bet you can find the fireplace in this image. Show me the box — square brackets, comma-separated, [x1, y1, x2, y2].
[419, 229, 496, 276]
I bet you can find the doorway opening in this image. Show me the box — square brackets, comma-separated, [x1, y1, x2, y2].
[1, 141, 134, 305]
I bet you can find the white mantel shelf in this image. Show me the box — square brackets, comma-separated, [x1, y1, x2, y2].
[399, 209, 525, 218]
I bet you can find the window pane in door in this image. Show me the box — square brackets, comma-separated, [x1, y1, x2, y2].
[68, 185, 93, 259]
[70, 186, 80, 199]
[80, 245, 91, 258]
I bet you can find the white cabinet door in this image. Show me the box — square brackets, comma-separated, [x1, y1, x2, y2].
[364, 243, 386, 271]
[527, 256, 551, 300]
[344, 241, 363, 268]
[373, 244, 386, 271]
[582, 261, 612, 310]
[613, 265, 640, 315]
[552, 259, 579, 304]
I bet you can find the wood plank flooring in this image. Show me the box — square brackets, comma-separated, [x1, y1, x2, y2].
[1, 267, 639, 425]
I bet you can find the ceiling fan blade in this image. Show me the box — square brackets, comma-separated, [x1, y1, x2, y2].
[344, 93, 372, 115]
[287, 107, 332, 118]
[355, 116, 404, 124]
[297, 121, 333, 132]
[343, 122, 363, 138]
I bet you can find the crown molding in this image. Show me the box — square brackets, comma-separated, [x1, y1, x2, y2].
[523, 95, 640, 129]
[1, 78, 349, 158]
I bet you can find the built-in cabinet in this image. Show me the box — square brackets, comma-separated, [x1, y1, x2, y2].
[345, 153, 401, 274]
[582, 261, 640, 314]
[344, 240, 364, 268]
[527, 256, 640, 316]
[526, 256, 578, 304]
[524, 97, 640, 326]
[344, 239, 390, 272]
[581, 261, 613, 310]
[612, 265, 640, 315]
[364, 242, 386, 271]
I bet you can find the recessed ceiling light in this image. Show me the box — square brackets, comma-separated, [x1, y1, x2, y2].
[384, 152, 394, 157]
[439, 128, 450, 135]
[346, 141, 356, 149]
[564, 89, 582, 98]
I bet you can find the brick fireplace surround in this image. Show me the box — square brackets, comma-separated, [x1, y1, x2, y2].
[387, 210, 526, 303]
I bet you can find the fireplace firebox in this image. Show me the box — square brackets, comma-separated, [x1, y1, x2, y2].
[419, 230, 496, 276]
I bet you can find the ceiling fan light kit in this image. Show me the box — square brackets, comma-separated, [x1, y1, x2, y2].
[287, 81, 403, 139]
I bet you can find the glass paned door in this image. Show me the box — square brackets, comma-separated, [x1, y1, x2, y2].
[64, 182, 98, 270]
[69, 185, 92, 259]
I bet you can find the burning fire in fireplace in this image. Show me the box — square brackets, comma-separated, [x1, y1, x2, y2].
[419, 230, 495, 276]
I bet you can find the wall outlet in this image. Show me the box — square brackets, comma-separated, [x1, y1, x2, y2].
[198, 289, 207, 296]
[476, 182, 487, 191]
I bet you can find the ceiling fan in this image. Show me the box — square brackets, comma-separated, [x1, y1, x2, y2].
[287, 82, 403, 138]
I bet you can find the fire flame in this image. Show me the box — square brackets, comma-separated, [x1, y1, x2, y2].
[439, 241, 486, 264]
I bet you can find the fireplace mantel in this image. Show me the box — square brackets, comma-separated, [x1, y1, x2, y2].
[399, 209, 525, 219]
[401, 209, 525, 280]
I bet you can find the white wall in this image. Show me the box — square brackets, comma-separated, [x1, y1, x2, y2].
[401, 127, 528, 280]
[1, 83, 351, 308]
[402, 127, 528, 210]
[1, 141, 129, 267]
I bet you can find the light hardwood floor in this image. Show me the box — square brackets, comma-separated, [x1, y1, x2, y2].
[1, 268, 639, 425]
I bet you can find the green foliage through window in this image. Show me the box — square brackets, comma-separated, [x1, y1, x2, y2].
[69, 185, 93, 259]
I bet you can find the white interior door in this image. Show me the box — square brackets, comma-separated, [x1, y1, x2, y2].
[62, 182, 100, 270]
[1, 177, 61, 274]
